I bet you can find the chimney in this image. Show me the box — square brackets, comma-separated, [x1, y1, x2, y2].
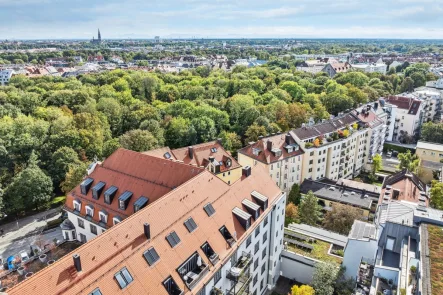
[267, 140, 273, 152]
[285, 134, 291, 145]
[73, 254, 82, 272]
[216, 138, 223, 146]
[144, 223, 151, 239]
[188, 146, 194, 159]
[209, 156, 215, 162]
[242, 166, 251, 177]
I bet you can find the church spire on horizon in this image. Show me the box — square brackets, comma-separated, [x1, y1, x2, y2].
[98, 29, 101, 41]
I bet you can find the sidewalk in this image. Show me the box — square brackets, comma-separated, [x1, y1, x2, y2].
[0, 208, 63, 258]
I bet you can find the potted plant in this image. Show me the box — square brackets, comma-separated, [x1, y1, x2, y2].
[39, 254, 47, 263]
[25, 272, 34, 279]
[17, 266, 25, 275]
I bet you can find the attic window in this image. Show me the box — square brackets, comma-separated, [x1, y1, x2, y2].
[104, 186, 118, 204]
[163, 276, 183, 295]
[184, 217, 198, 233]
[89, 288, 102, 295]
[92, 181, 106, 200]
[114, 267, 133, 289]
[211, 147, 217, 153]
[73, 199, 81, 212]
[252, 148, 261, 156]
[203, 203, 216, 216]
[166, 231, 181, 248]
[133, 196, 149, 213]
[232, 207, 252, 230]
[80, 178, 94, 195]
[143, 247, 160, 266]
[164, 152, 171, 159]
[118, 191, 133, 210]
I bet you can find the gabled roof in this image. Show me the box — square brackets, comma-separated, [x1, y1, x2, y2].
[238, 133, 304, 164]
[9, 165, 282, 295]
[65, 149, 204, 227]
[380, 169, 427, 206]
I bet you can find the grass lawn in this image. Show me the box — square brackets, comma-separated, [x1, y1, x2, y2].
[427, 224, 443, 294]
[284, 231, 342, 265]
[49, 196, 66, 206]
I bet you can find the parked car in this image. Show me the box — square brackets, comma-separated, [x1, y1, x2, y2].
[392, 151, 399, 157]
[386, 151, 392, 158]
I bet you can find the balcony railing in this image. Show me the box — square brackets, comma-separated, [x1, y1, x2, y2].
[226, 252, 252, 295]
[177, 252, 210, 290]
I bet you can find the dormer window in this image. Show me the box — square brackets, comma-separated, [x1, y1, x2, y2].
[118, 191, 133, 210]
[104, 186, 118, 204]
[86, 205, 94, 218]
[163, 276, 183, 295]
[92, 181, 106, 200]
[80, 178, 94, 195]
[99, 210, 108, 224]
[73, 199, 81, 213]
[113, 216, 122, 225]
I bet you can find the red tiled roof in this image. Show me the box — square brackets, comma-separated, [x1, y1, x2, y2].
[238, 133, 304, 164]
[379, 169, 428, 205]
[9, 165, 282, 295]
[170, 141, 241, 173]
[385, 96, 421, 115]
[65, 149, 204, 226]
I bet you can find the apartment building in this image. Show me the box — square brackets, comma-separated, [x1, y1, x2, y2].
[384, 96, 423, 142]
[354, 104, 387, 158]
[412, 88, 443, 122]
[9, 156, 286, 295]
[238, 133, 304, 192]
[62, 148, 205, 243]
[290, 113, 370, 181]
[416, 141, 443, 183]
[144, 141, 243, 184]
[0, 69, 13, 85]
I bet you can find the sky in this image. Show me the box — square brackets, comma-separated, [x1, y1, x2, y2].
[0, 0, 442, 39]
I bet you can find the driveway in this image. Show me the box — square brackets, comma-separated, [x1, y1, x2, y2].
[0, 208, 64, 260]
[382, 155, 399, 173]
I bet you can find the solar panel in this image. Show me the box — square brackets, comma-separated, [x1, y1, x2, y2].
[166, 231, 181, 248]
[184, 217, 198, 233]
[203, 203, 216, 216]
[143, 247, 160, 266]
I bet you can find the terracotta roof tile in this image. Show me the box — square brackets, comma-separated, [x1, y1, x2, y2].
[9, 163, 282, 295]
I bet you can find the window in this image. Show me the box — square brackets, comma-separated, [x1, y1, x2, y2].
[99, 211, 107, 223]
[386, 236, 395, 251]
[262, 247, 266, 259]
[230, 251, 237, 266]
[261, 262, 266, 274]
[73, 200, 81, 212]
[113, 216, 122, 225]
[253, 274, 258, 284]
[80, 178, 93, 195]
[254, 258, 259, 270]
[196, 286, 206, 295]
[255, 227, 260, 237]
[92, 181, 105, 200]
[114, 267, 133, 289]
[263, 232, 267, 243]
[308, 168, 312, 173]
[310, 152, 314, 156]
[90, 224, 97, 235]
[79, 233, 86, 243]
[223, 173, 226, 177]
[118, 191, 133, 210]
[166, 231, 181, 248]
[309, 160, 313, 165]
[261, 278, 264, 290]
[163, 276, 183, 295]
[264, 216, 268, 226]
[254, 241, 260, 254]
[143, 247, 160, 266]
[86, 205, 94, 217]
[78, 218, 84, 229]
[213, 268, 222, 284]
[203, 203, 216, 216]
[184, 217, 198, 233]
[246, 235, 252, 247]
[104, 186, 118, 204]
[89, 288, 102, 295]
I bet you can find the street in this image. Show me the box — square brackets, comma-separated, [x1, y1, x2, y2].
[0, 208, 64, 260]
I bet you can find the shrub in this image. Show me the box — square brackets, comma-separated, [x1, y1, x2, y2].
[305, 142, 314, 148]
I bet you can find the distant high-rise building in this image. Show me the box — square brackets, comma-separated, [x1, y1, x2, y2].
[91, 29, 102, 44]
[154, 36, 161, 43]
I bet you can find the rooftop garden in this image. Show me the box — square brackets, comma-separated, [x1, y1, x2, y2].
[284, 230, 343, 265]
[304, 123, 360, 149]
[427, 225, 443, 295]
[0, 241, 81, 291]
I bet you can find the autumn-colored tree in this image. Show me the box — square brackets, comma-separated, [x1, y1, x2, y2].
[291, 284, 315, 295]
[313, 138, 320, 147]
[342, 129, 350, 137]
[285, 203, 299, 225]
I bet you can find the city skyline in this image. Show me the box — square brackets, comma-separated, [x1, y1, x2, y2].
[0, 0, 442, 39]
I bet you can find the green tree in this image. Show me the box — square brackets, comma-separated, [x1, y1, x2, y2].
[244, 124, 267, 143]
[165, 117, 197, 148]
[119, 129, 158, 152]
[335, 71, 369, 88]
[333, 267, 355, 295]
[372, 154, 382, 174]
[312, 262, 339, 295]
[61, 162, 88, 194]
[399, 77, 414, 93]
[322, 204, 361, 235]
[298, 191, 322, 225]
[5, 152, 53, 213]
[218, 130, 242, 156]
[48, 147, 80, 189]
[430, 180, 443, 210]
[279, 81, 307, 101]
[191, 117, 217, 143]
[102, 138, 121, 158]
[397, 150, 420, 172]
[421, 122, 443, 144]
[288, 183, 301, 205]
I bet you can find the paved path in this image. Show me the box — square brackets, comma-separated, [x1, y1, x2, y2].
[0, 208, 63, 260]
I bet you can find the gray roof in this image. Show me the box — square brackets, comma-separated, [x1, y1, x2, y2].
[377, 201, 415, 225]
[349, 220, 377, 240]
[287, 223, 348, 247]
[300, 179, 377, 209]
[291, 113, 359, 140]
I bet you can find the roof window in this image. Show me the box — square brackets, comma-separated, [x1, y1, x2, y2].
[203, 203, 216, 216]
[166, 231, 181, 248]
[143, 247, 160, 266]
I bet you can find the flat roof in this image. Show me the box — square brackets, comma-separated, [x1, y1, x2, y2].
[286, 223, 348, 247]
[417, 141, 443, 152]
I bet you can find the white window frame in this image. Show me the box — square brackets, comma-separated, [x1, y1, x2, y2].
[73, 200, 81, 212]
[86, 205, 94, 217]
[113, 217, 121, 225]
[99, 211, 108, 224]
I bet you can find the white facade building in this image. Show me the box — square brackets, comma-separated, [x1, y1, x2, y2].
[0, 69, 13, 85]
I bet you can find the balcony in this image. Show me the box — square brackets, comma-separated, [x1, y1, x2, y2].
[226, 252, 252, 295]
[177, 252, 209, 290]
[220, 226, 236, 247]
[201, 242, 219, 265]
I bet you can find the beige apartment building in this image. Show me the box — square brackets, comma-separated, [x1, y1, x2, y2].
[238, 133, 304, 192]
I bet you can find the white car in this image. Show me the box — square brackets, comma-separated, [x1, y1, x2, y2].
[19, 251, 30, 263]
[386, 151, 392, 158]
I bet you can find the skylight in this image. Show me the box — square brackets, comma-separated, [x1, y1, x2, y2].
[143, 247, 160, 266]
[166, 231, 181, 248]
[203, 203, 216, 216]
[184, 217, 198, 233]
[114, 267, 133, 289]
[164, 152, 171, 159]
